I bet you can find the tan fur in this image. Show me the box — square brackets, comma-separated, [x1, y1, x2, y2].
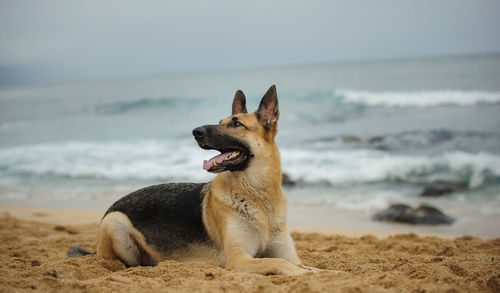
[97, 87, 307, 275]
[200, 111, 304, 275]
[97, 212, 158, 266]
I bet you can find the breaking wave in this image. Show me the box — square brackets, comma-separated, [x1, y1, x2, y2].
[94, 97, 203, 115]
[282, 149, 500, 188]
[334, 89, 500, 107]
[1, 140, 499, 190]
[0, 140, 213, 187]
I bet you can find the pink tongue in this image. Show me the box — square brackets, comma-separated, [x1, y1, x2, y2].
[203, 152, 233, 170]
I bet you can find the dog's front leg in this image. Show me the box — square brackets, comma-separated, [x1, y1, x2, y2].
[222, 221, 305, 275]
[266, 229, 326, 273]
[265, 229, 301, 265]
[224, 246, 305, 275]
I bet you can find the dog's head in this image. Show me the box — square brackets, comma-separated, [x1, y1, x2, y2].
[192, 85, 280, 173]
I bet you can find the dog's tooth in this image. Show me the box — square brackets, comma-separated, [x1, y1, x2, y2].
[223, 151, 239, 162]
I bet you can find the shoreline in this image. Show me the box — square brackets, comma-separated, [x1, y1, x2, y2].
[2, 181, 500, 239]
[0, 204, 463, 239]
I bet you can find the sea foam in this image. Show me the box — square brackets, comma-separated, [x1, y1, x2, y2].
[1, 140, 499, 190]
[334, 89, 500, 107]
[282, 148, 500, 188]
[0, 140, 214, 184]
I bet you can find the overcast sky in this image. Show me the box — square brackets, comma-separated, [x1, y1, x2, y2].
[1, 0, 500, 85]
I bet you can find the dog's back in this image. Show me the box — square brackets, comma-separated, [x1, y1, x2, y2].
[105, 183, 210, 252]
[94, 183, 220, 266]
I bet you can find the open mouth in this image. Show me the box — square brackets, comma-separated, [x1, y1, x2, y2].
[202, 148, 248, 173]
[193, 125, 251, 173]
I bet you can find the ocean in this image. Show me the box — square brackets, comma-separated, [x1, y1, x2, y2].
[1, 54, 499, 237]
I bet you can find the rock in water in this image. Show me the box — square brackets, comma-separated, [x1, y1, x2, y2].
[373, 203, 413, 223]
[343, 136, 361, 143]
[421, 184, 455, 197]
[281, 173, 296, 186]
[368, 136, 384, 143]
[373, 203, 455, 225]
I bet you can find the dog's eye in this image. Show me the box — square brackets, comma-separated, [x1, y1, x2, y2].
[230, 121, 243, 128]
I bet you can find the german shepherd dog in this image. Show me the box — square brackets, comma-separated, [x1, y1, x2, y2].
[70, 85, 308, 275]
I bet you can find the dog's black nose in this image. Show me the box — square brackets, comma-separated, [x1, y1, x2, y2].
[192, 127, 207, 138]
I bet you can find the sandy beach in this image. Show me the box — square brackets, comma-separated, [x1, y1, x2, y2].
[1, 205, 499, 293]
[2, 1, 500, 292]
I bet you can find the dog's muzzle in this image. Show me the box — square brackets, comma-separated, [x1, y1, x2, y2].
[192, 126, 207, 139]
[192, 125, 251, 173]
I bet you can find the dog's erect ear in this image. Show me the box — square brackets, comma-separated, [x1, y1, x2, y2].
[232, 90, 248, 115]
[256, 85, 279, 128]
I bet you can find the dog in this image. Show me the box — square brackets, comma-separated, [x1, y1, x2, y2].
[69, 85, 307, 275]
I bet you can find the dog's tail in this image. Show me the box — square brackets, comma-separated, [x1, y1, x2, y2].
[67, 246, 96, 258]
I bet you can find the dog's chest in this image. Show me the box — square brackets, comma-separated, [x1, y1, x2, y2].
[225, 192, 283, 237]
[229, 193, 255, 219]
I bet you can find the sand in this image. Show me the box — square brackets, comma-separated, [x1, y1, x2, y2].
[1, 205, 499, 293]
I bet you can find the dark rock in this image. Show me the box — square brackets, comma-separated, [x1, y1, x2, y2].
[375, 145, 389, 151]
[48, 270, 59, 278]
[67, 246, 95, 257]
[421, 184, 455, 197]
[281, 173, 296, 186]
[373, 203, 413, 223]
[373, 203, 455, 225]
[369, 136, 384, 143]
[343, 136, 361, 143]
[412, 204, 456, 225]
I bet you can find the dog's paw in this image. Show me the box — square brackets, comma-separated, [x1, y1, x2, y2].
[297, 264, 341, 274]
[297, 264, 321, 272]
[279, 265, 309, 276]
